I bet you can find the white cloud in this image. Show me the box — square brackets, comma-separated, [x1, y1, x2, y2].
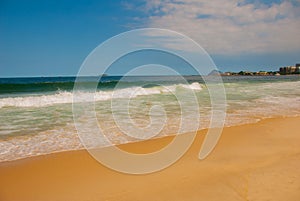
[136, 0, 300, 55]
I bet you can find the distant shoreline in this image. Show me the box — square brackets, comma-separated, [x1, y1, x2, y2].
[1, 74, 300, 79]
[220, 71, 300, 76]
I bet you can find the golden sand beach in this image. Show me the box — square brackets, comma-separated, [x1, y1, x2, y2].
[1, 117, 300, 201]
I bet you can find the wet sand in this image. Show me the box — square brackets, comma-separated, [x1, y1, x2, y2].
[1, 117, 300, 201]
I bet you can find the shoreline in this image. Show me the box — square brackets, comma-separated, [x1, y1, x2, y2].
[1, 116, 300, 200]
[0, 115, 292, 165]
[1, 115, 299, 164]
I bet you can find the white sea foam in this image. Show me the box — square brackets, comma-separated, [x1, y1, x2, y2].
[1, 80, 300, 162]
[180, 82, 202, 90]
[0, 124, 83, 162]
[0, 83, 203, 108]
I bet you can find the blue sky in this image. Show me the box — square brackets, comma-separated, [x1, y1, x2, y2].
[0, 0, 299, 77]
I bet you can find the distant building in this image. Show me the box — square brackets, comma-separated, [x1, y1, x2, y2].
[296, 64, 300, 73]
[257, 71, 268, 75]
[279, 65, 299, 74]
[222, 72, 231, 76]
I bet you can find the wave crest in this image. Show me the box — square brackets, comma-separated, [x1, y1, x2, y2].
[0, 83, 203, 108]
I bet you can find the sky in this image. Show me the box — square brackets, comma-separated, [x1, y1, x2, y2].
[0, 0, 299, 77]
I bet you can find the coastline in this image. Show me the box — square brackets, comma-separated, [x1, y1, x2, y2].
[1, 116, 300, 201]
[1, 75, 299, 163]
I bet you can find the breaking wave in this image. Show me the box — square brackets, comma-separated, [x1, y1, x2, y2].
[0, 82, 203, 108]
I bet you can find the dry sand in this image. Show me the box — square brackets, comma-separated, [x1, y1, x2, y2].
[0, 117, 300, 201]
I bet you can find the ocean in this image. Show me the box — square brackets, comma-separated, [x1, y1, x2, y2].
[0, 75, 299, 162]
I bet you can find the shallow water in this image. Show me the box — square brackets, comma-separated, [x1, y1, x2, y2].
[0, 75, 299, 161]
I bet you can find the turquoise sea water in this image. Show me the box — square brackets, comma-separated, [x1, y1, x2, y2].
[0, 75, 299, 161]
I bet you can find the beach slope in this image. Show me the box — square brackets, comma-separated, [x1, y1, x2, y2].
[1, 117, 300, 201]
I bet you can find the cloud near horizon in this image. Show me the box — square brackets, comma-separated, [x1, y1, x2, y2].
[126, 0, 300, 55]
